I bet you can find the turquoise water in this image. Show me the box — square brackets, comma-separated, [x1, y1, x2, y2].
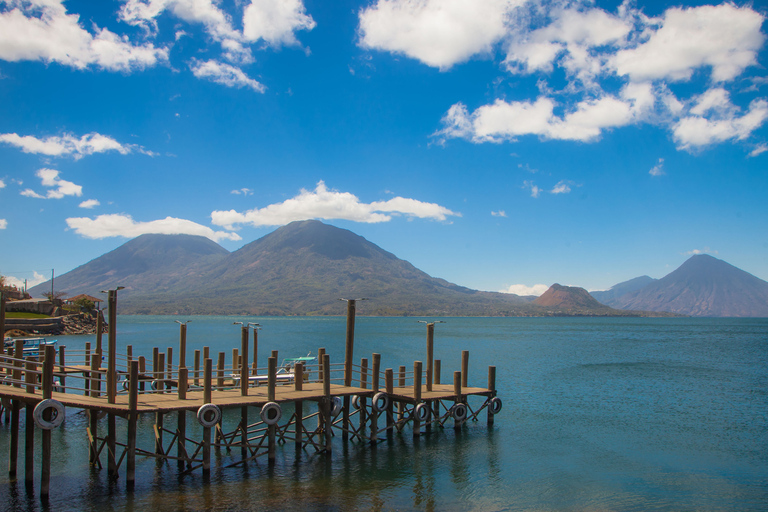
[1, 316, 767, 511]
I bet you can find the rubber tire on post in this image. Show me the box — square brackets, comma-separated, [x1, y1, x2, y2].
[150, 380, 161, 391]
[33, 399, 65, 430]
[197, 403, 222, 428]
[351, 395, 361, 410]
[260, 402, 282, 425]
[121, 379, 130, 391]
[415, 402, 430, 423]
[451, 403, 468, 422]
[372, 392, 389, 413]
[331, 396, 343, 417]
[489, 396, 502, 415]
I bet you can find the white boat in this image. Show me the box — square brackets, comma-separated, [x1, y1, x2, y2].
[232, 354, 316, 387]
[3, 337, 58, 357]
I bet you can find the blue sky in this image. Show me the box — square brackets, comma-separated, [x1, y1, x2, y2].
[1, 0, 766, 297]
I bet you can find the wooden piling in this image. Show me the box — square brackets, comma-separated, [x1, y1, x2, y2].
[414, 361, 422, 438]
[8, 340, 23, 478]
[426, 323, 434, 392]
[322, 353, 332, 453]
[194, 349, 201, 386]
[127, 360, 139, 487]
[24, 358, 34, 488]
[371, 353, 381, 444]
[268, 356, 277, 462]
[251, 327, 258, 373]
[385, 368, 394, 433]
[178, 322, 187, 369]
[461, 350, 469, 388]
[343, 300, 356, 441]
[487, 366, 496, 426]
[360, 358, 368, 439]
[294, 362, 304, 452]
[178, 367, 188, 467]
[398, 365, 406, 422]
[41, 345, 55, 497]
[89, 349, 100, 465]
[202, 357, 212, 475]
[58, 345, 66, 390]
[454, 371, 462, 431]
[217, 352, 225, 389]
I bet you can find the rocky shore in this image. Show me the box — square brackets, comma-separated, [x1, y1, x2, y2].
[3, 313, 107, 337]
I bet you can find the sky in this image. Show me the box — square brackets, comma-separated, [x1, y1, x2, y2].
[1, 0, 767, 298]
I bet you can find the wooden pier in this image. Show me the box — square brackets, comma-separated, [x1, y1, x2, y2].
[0, 295, 502, 500]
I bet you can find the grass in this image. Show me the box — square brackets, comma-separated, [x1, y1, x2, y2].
[4, 312, 50, 319]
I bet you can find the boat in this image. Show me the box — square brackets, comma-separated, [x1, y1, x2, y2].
[3, 337, 59, 357]
[232, 353, 316, 387]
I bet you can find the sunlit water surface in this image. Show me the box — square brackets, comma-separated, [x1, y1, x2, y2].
[1, 316, 766, 511]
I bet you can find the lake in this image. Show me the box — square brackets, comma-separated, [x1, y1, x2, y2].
[1, 316, 767, 511]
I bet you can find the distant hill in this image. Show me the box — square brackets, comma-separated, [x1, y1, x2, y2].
[590, 276, 657, 307]
[28, 233, 229, 298]
[609, 254, 768, 317]
[532, 284, 657, 316]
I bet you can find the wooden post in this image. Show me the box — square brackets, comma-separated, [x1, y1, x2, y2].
[194, 350, 201, 386]
[8, 340, 23, 478]
[454, 371, 462, 431]
[58, 345, 66, 390]
[217, 352, 225, 389]
[232, 348, 238, 381]
[89, 348, 100, 465]
[155, 351, 165, 456]
[84, 342, 91, 394]
[461, 350, 469, 388]
[398, 365, 406, 422]
[426, 323, 434, 392]
[359, 358, 368, 439]
[322, 353, 332, 453]
[268, 356, 276, 462]
[433, 359, 441, 422]
[371, 353, 380, 444]
[177, 367, 187, 468]
[487, 366, 496, 426]
[107, 290, 116, 404]
[25, 358, 35, 488]
[434, 360, 441, 385]
[385, 368, 394, 433]
[96, 310, 103, 356]
[0, 292, 5, 342]
[294, 362, 303, 452]
[138, 356, 146, 392]
[166, 347, 173, 391]
[41, 345, 55, 498]
[317, 348, 326, 384]
[178, 322, 187, 369]
[240, 326, 249, 397]
[413, 361, 422, 438]
[343, 299, 356, 441]
[127, 360, 139, 487]
[202, 358, 212, 475]
[252, 327, 258, 373]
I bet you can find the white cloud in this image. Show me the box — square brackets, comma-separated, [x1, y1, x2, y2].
[2, 271, 47, 289]
[211, 181, 459, 229]
[231, 188, 254, 196]
[649, 158, 665, 176]
[612, 4, 765, 83]
[749, 144, 768, 158]
[21, 168, 82, 199]
[79, 199, 100, 209]
[358, 0, 519, 70]
[673, 97, 768, 150]
[523, 180, 541, 198]
[190, 59, 266, 92]
[683, 247, 718, 256]
[243, 0, 316, 47]
[0, 131, 145, 159]
[66, 213, 241, 242]
[491, 210, 507, 217]
[0, 0, 167, 71]
[505, 7, 631, 86]
[0, 178, 5, 189]
[120, 0, 252, 63]
[550, 180, 571, 194]
[435, 93, 639, 144]
[500, 283, 549, 296]
[0, 218, 6, 229]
